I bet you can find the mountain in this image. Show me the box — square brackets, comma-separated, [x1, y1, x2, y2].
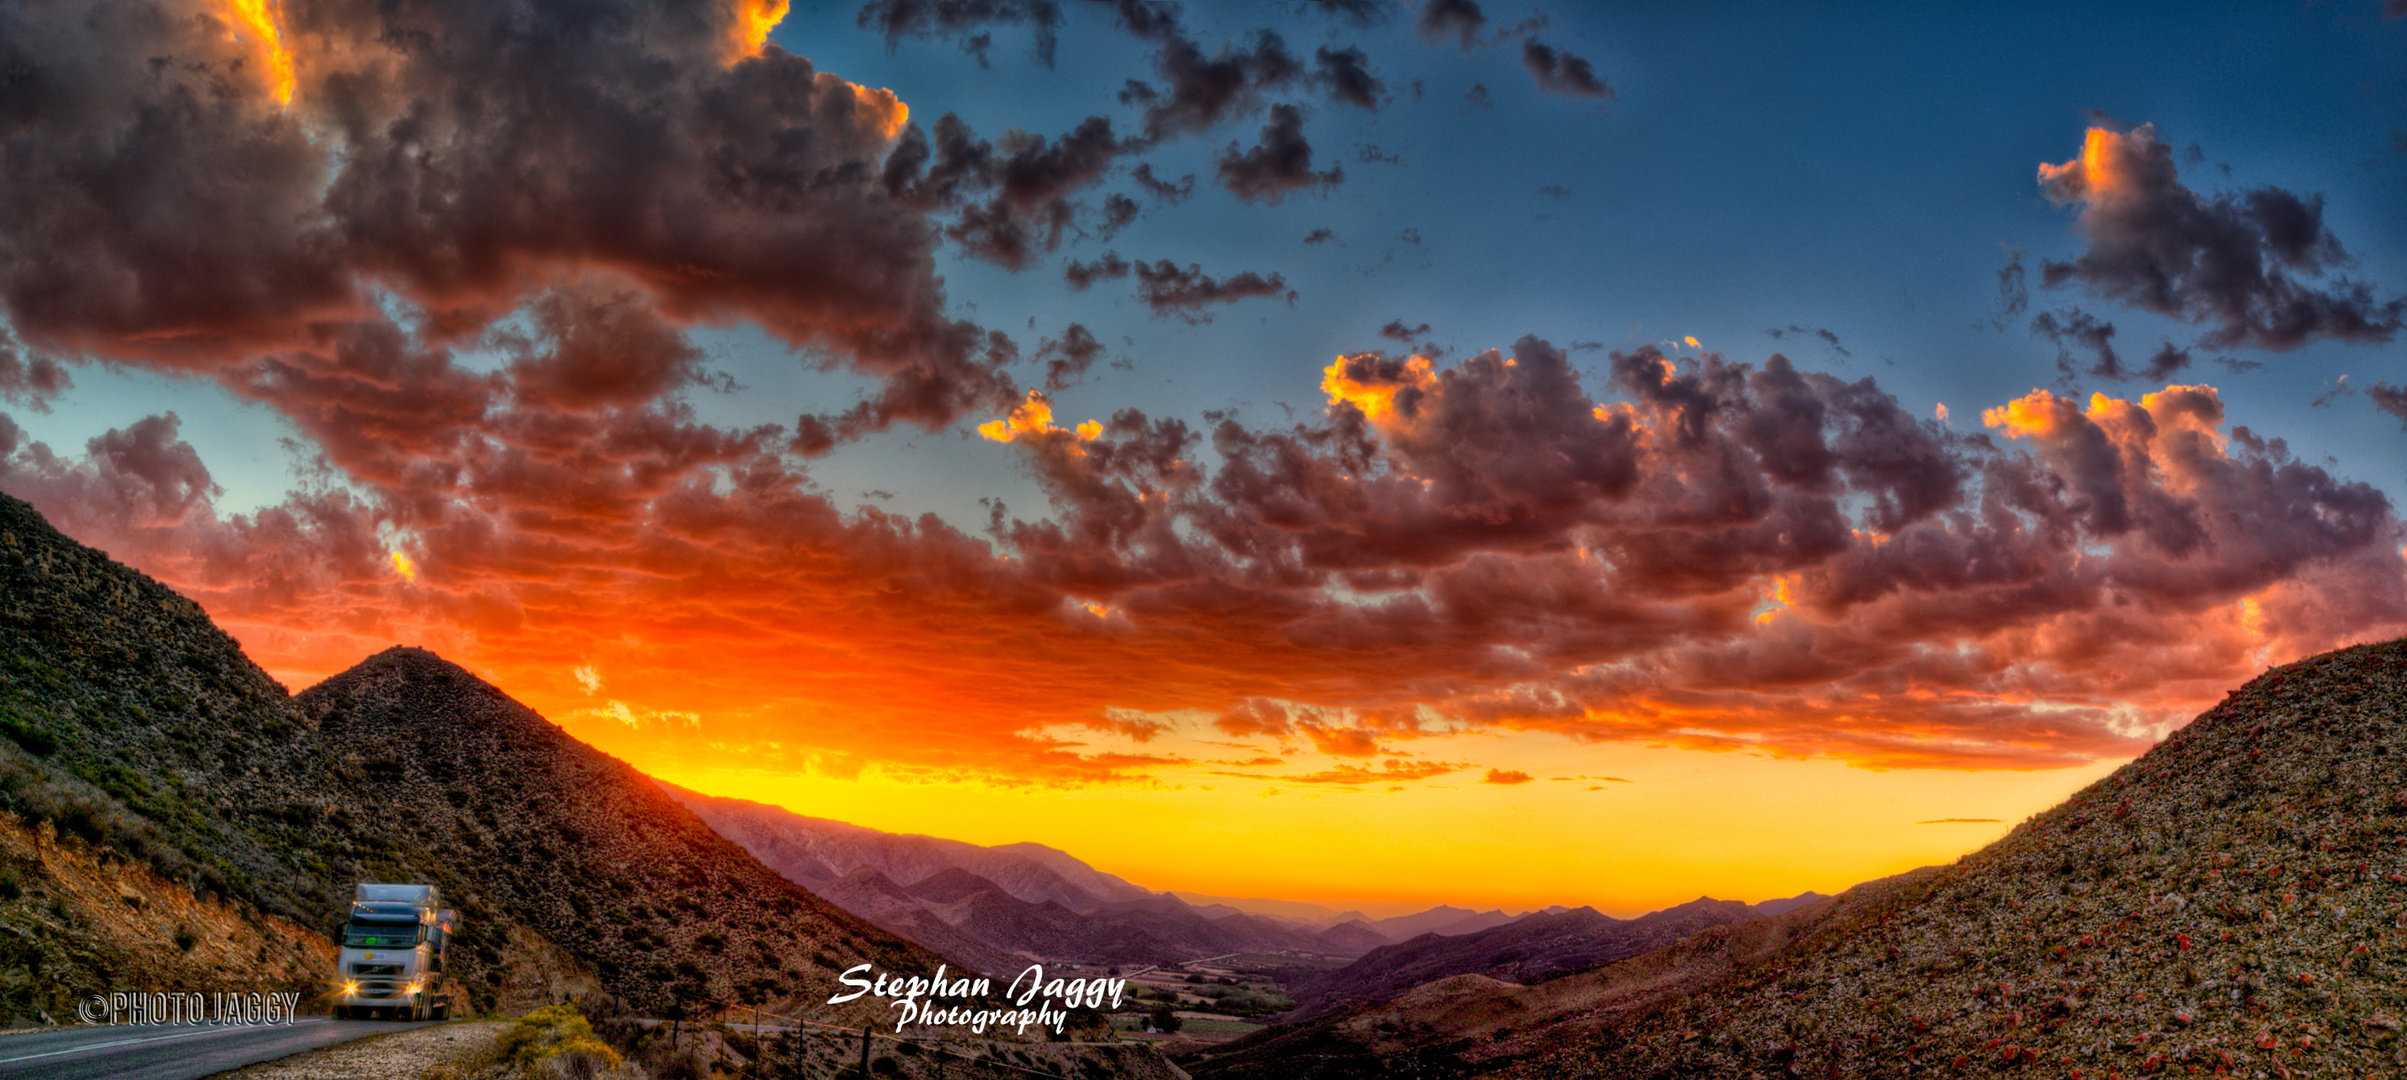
[1283, 898, 1765, 1022]
[1169, 892, 1356, 926]
[1179, 875, 1928, 1080]
[1506, 639, 2407, 1079]
[665, 783, 1410, 967]
[297, 648, 951, 1018]
[661, 783, 1150, 910]
[1199, 638, 2407, 1079]
[1369, 905, 1514, 941]
[1749, 889, 1829, 917]
[0, 491, 946, 1025]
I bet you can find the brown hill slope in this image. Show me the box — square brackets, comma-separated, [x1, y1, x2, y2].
[295, 647, 946, 1019]
[1496, 638, 2407, 1078]
[0, 491, 948, 1023]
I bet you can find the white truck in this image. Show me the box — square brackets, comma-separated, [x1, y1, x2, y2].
[332, 883, 459, 1020]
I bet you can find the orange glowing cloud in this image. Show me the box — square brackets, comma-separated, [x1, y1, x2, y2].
[222, 0, 295, 106]
[978, 391, 1100, 443]
[1322, 352, 1436, 422]
[2037, 127, 2126, 201]
[726, 0, 792, 60]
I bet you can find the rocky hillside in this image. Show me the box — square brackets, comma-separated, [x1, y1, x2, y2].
[1283, 898, 1769, 1022]
[296, 647, 949, 1020]
[0, 491, 949, 1024]
[0, 491, 375, 1021]
[1199, 637, 2407, 1079]
[1501, 639, 2407, 1079]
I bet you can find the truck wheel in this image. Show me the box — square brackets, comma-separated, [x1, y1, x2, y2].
[432, 1004, 449, 1021]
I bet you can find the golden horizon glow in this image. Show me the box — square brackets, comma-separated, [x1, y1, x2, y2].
[222, 0, 295, 106]
[641, 728, 2125, 917]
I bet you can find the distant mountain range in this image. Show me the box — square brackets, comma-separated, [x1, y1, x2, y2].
[664, 784, 1830, 984]
[1282, 894, 1826, 1022]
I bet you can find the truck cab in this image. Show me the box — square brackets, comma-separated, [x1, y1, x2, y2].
[334, 883, 458, 1021]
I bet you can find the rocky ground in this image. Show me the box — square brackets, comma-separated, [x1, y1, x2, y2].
[212, 1021, 508, 1080]
[1503, 638, 2407, 1078]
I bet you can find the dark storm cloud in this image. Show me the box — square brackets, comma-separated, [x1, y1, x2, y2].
[855, 0, 1066, 67]
[1519, 40, 1614, 99]
[0, 0, 1036, 442]
[1303, 228, 1340, 245]
[1415, 0, 1485, 49]
[1214, 105, 1345, 204]
[2038, 125, 2406, 351]
[1126, 28, 1305, 144]
[1380, 321, 1431, 342]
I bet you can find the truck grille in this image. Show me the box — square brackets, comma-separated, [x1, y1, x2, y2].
[350, 963, 404, 976]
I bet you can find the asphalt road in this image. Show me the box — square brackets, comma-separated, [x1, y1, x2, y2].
[0, 1017, 440, 1080]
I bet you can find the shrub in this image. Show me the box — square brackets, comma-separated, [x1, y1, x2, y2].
[495, 1004, 624, 1075]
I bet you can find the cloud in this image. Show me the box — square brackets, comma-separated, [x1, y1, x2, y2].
[1131, 261, 1294, 322]
[1126, 27, 1304, 144]
[2037, 125, 2405, 351]
[1064, 252, 1134, 290]
[1988, 245, 2031, 331]
[1380, 321, 1431, 342]
[1313, 46, 1388, 110]
[2368, 382, 2407, 429]
[1215, 105, 1345, 204]
[1274, 760, 1463, 785]
[1415, 0, 1486, 49]
[855, 0, 1066, 67]
[0, 0, 1062, 448]
[1482, 768, 1533, 784]
[0, 326, 69, 412]
[1304, 228, 1341, 245]
[1132, 164, 1198, 204]
[1036, 324, 1105, 390]
[14, 332, 2406, 783]
[6, 12, 2403, 788]
[1520, 40, 1614, 99]
[1916, 818, 2002, 824]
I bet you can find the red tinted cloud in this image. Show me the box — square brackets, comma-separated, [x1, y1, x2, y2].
[6, 334, 2401, 779]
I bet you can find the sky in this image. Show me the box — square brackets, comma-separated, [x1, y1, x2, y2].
[2, 0, 2405, 916]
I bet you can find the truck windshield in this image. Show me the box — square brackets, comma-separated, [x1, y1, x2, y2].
[344, 922, 420, 948]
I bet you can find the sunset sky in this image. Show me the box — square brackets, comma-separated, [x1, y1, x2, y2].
[4, 0, 2406, 915]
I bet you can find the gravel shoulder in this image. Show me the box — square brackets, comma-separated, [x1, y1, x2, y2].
[209, 1021, 507, 1080]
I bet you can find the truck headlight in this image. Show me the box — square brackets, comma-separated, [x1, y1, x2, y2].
[342, 980, 358, 994]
